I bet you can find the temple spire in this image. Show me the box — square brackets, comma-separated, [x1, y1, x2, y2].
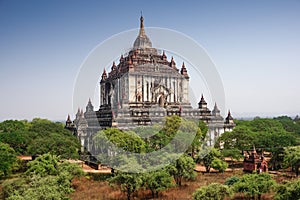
[101, 69, 107, 81]
[180, 62, 189, 79]
[139, 13, 146, 36]
[86, 98, 94, 112]
[162, 50, 167, 60]
[212, 102, 221, 116]
[67, 114, 71, 122]
[133, 14, 152, 48]
[225, 110, 234, 124]
[198, 94, 207, 109]
[111, 61, 116, 71]
[65, 114, 73, 128]
[169, 56, 177, 70]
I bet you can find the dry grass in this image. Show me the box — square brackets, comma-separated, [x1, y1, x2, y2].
[70, 165, 300, 200]
[70, 168, 298, 200]
[70, 177, 120, 200]
[70, 171, 240, 200]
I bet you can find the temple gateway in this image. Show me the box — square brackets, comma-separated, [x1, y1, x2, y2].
[66, 16, 235, 151]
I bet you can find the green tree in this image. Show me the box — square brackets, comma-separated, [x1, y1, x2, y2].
[3, 173, 78, 200]
[94, 128, 147, 171]
[248, 118, 296, 148]
[2, 154, 83, 200]
[220, 118, 297, 170]
[26, 119, 80, 159]
[58, 160, 84, 178]
[225, 176, 240, 186]
[252, 129, 296, 170]
[143, 170, 173, 198]
[1, 178, 26, 199]
[275, 179, 300, 200]
[193, 183, 232, 200]
[167, 154, 196, 186]
[147, 115, 182, 150]
[133, 125, 161, 152]
[269, 147, 285, 170]
[233, 173, 275, 200]
[198, 148, 222, 173]
[221, 148, 243, 171]
[184, 120, 203, 158]
[5, 174, 72, 200]
[274, 116, 300, 135]
[0, 120, 26, 133]
[94, 128, 146, 154]
[109, 172, 143, 200]
[27, 132, 80, 159]
[28, 118, 62, 134]
[25, 153, 60, 176]
[249, 118, 285, 133]
[0, 142, 17, 178]
[217, 126, 254, 151]
[0, 130, 32, 154]
[198, 120, 208, 136]
[162, 115, 182, 136]
[283, 146, 300, 176]
[150, 116, 201, 156]
[211, 158, 228, 173]
[0, 120, 33, 155]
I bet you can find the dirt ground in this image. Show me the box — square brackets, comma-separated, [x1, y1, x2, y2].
[70, 164, 299, 200]
[69, 169, 273, 200]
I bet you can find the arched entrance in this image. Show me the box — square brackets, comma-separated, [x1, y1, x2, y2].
[158, 94, 165, 107]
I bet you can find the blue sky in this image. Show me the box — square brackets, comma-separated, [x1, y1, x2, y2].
[0, 0, 299, 121]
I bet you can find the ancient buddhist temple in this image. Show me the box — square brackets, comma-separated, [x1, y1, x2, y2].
[243, 146, 268, 173]
[65, 16, 235, 152]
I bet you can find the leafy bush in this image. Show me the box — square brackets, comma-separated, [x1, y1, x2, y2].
[0, 142, 17, 178]
[233, 173, 275, 200]
[2, 153, 84, 200]
[1, 178, 26, 199]
[274, 179, 300, 200]
[58, 161, 84, 178]
[25, 153, 59, 177]
[143, 170, 174, 198]
[0, 119, 80, 158]
[4, 174, 72, 200]
[225, 176, 240, 186]
[109, 172, 143, 200]
[193, 183, 232, 200]
[167, 154, 196, 186]
[211, 158, 228, 173]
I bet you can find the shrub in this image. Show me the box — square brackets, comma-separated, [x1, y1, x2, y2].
[211, 158, 228, 173]
[274, 179, 300, 200]
[193, 183, 232, 200]
[233, 173, 275, 200]
[225, 176, 240, 186]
